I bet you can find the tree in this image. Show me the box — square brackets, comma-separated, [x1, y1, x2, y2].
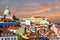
[12, 15, 19, 21]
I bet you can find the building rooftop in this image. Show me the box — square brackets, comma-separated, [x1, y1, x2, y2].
[8, 26, 20, 30]
[0, 22, 20, 28]
[55, 26, 60, 29]
[21, 20, 25, 22]
[55, 22, 60, 26]
[0, 28, 17, 37]
[34, 16, 42, 18]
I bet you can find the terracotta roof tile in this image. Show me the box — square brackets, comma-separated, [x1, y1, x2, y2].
[21, 20, 25, 22]
[48, 30, 55, 34]
[55, 26, 60, 29]
[8, 26, 20, 30]
[34, 16, 42, 18]
[0, 28, 10, 33]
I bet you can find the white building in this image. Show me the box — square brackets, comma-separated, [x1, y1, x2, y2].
[0, 29, 18, 40]
[25, 19, 31, 25]
[4, 7, 13, 20]
[40, 18, 49, 25]
[40, 20, 49, 25]
[0, 36, 18, 40]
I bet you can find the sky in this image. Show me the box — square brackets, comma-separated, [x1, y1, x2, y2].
[0, 0, 60, 23]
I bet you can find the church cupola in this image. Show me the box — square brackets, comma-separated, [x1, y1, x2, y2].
[3, 7, 13, 21]
[4, 7, 10, 16]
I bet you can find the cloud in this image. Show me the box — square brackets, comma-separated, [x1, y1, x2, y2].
[10, 5, 60, 22]
[32, 12, 60, 23]
[0, 0, 60, 22]
[10, 5, 51, 17]
[25, 3, 49, 8]
[10, 3, 56, 16]
[26, 3, 43, 6]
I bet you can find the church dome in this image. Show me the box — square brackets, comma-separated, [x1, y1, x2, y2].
[4, 7, 10, 16]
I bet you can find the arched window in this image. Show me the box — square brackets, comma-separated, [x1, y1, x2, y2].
[5, 38, 7, 40]
[11, 38, 13, 40]
[1, 38, 3, 40]
[14, 37, 16, 40]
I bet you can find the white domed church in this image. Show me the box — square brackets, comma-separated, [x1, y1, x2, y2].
[3, 7, 13, 21]
[4, 7, 10, 15]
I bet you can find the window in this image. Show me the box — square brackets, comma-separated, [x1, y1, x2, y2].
[7, 38, 10, 40]
[5, 38, 7, 40]
[14, 37, 16, 40]
[1, 38, 3, 40]
[11, 38, 13, 40]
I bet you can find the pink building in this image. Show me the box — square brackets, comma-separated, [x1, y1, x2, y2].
[50, 24, 60, 36]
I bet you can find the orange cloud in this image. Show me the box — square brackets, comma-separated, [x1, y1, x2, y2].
[10, 2, 60, 22]
[10, 6, 52, 17]
[25, 3, 44, 7]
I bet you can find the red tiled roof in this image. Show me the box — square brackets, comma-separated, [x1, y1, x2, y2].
[4, 18, 12, 21]
[55, 26, 60, 29]
[34, 16, 42, 18]
[8, 26, 20, 30]
[0, 18, 12, 22]
[48, 30, 55, 34]
[0, 28, 10, 33]
[39, 26, 45, 28]
[21, 20, 25, 22]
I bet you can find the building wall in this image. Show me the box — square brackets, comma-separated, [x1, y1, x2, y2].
[50, 24, 59, 36]
[0, 36, 18, 40]
[34, 18, 43, 22]
[0, 22, 20, 28]
[21, 16, 43, 23]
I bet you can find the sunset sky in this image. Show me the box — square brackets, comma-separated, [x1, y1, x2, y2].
[0, 0, 60, 22]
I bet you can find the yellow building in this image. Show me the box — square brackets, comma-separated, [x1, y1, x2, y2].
[30, 16, 43, 23]
[20, 16, 44, 23]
